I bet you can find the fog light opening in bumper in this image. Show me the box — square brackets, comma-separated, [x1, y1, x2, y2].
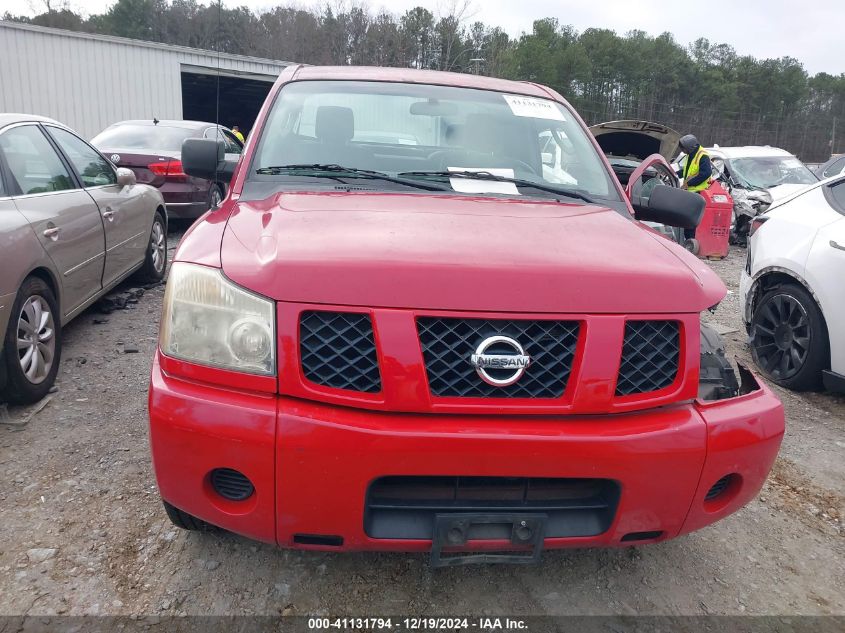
[703, 473, 742, 512]
[210, 468, 254, 501]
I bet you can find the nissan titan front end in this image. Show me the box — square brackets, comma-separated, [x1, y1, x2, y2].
[148, 66, 784, 565]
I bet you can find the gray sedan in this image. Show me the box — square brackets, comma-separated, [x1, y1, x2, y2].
[0, 114, 167, 404]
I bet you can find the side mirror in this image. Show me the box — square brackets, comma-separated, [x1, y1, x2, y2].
[182, 138, 237, 183]
[633, 184, 704, 229]
[116, 167, 136, 187]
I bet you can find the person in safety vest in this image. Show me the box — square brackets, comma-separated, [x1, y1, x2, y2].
[676, 134, 712, 238]
[232, 126, 245, 144]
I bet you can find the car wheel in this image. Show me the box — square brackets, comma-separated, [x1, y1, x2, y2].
[135, 211, 167, 283]
[208, 184, 224, 210]
[750, 283, 828, 391]
[1, 276, 62, 405]
[162, 500, 216, 531]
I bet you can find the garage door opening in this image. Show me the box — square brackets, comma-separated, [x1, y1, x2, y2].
[181, 69, 274, 137]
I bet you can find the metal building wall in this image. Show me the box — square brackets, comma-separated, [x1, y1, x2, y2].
[0, 21, 289, 140]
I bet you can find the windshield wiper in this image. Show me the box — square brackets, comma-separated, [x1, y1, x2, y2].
[398, 170, 597, 204]
[255, 164, 450, 192]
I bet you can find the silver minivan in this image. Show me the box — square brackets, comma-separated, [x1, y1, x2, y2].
[0, 114, 167, 404]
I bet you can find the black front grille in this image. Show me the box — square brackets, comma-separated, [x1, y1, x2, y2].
[417, 318, 579, 398]
[299, 311, 381, 393]
[616, 320, 680, 396]
[210, 468, 254, 501]
[365, 476, 620, 539]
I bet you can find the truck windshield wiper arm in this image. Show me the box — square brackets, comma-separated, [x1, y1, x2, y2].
[255, 164, 450, 192]
[397, 170, 597, 204]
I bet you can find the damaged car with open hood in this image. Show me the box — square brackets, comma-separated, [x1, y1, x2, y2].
[148, 66, 784, 564]
[589, 120, 687, 241]
[708, 145, 818, 245]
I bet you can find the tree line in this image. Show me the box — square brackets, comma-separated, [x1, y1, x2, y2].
[6, 0, 844, 161]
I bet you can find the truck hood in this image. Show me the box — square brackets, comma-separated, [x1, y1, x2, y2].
[220, 192, 724, 313]
[590, 120, 681, 162]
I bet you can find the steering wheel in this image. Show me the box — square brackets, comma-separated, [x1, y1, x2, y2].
[510, 158, 540, 178]
[653, 164, 677, 187]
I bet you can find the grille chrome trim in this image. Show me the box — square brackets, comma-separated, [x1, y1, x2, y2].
[616, 320, 680, 396]
[417, 317, 580, 398]
[299, 311, 381, 393]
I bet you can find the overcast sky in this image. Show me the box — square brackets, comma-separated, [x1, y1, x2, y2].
[6, 0, 844, 75]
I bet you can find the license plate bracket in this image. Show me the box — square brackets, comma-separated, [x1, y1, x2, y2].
[430, 513, 547, 567]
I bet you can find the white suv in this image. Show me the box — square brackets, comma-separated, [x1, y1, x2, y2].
[740, 174, 845, 392]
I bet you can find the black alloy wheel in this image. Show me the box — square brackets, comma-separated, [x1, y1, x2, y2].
[750, 284, 828, 391]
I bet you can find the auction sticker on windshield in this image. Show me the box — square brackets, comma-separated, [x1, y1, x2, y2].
[447, 167, 520, 195]
[503, 94, 566, 121]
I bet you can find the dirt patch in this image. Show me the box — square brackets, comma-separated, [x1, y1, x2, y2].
[766, 458, 843, 536]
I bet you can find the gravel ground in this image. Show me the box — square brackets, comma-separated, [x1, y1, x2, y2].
[0, 231, 843, 617]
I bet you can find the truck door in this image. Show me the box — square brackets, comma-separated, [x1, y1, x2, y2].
[0, 123, 105, 318]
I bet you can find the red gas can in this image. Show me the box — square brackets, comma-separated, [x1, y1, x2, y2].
[691, 181, 733, 258]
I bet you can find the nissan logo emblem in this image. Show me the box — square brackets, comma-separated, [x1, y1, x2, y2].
[470, 335, 532, 387]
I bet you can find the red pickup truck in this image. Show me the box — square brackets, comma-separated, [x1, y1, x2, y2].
[148, 66, 784, 565]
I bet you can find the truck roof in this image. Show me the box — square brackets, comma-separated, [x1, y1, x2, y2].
[289, 65, 556, 100]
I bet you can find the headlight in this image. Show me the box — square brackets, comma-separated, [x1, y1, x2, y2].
[160, 262, 275, 375]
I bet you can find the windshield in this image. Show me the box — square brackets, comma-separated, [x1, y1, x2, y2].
[92, 124, 192, 151]
[251, 80, 618, 201]
[727, 155, 818, 189]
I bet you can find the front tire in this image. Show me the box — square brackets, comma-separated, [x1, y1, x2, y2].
[1, 276, 61, 405]
[162, 500, 216, 532]
[750, 283, 828, 391]
[135, 211, 167, 283]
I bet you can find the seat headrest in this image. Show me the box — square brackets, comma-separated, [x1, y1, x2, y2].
[315, 106, 354, 144]
[463, 114, 502, 154]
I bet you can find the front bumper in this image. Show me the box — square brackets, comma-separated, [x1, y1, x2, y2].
[148, 353, 784, 551]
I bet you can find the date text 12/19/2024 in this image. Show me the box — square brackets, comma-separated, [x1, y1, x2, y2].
[307, 617, 529, 630]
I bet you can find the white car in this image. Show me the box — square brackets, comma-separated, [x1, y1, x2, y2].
[708, 145, 819, 245]
[740, 173, 845, 393]
[709, 145, 818, 202]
